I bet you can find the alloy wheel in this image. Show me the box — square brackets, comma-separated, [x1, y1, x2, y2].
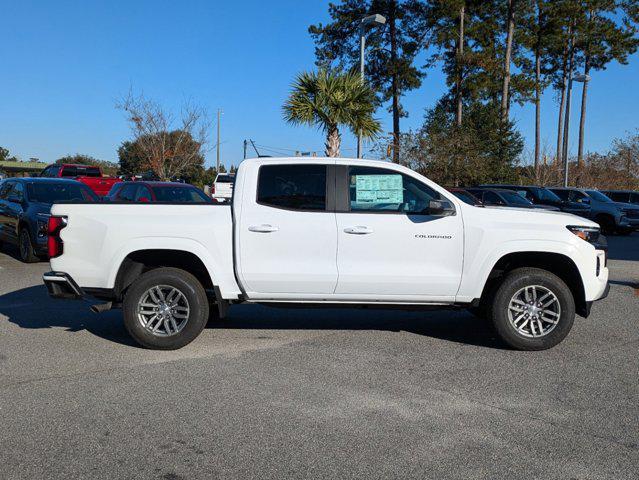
[507, 285, 561, 338]
[137, 285, 190, 337]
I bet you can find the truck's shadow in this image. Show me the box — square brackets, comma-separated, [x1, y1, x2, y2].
[0, 285, 138, 347]
[0, 285, 501, 349]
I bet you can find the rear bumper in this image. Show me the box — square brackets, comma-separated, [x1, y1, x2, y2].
[42, 271, 85, 299]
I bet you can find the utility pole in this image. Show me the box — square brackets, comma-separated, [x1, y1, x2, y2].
[216, 109, 222, 172]
[243, 139, 248, 160]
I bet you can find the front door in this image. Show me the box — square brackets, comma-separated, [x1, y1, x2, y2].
[237, 163, 338, 297]
[334, 165, 463, 300]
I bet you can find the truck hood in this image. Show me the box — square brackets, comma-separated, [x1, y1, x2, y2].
[478, 205, 599, 228]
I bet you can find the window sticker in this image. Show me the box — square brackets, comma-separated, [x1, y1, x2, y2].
[354, 174, 403, 203]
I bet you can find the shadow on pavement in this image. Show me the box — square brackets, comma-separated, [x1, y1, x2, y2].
[211, 304, 504, 349]
[0, 285, 138, 347]
[1, 285, 503, 349]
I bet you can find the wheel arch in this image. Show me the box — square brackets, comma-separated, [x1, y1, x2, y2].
[479, 251, 587, 317]
[113, 249, 215, 301]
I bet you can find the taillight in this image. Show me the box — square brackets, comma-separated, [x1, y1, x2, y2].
[47, 216, 67, 258]
[211, 183, 216, 194]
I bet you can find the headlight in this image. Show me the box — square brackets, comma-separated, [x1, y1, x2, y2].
[566, 225, 600, 243]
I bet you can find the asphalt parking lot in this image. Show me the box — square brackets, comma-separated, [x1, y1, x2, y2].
[1, 236, 638, 480]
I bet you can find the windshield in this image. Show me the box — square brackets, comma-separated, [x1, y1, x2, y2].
[501, 191, 533, 206]
[586, 190, 613, 202]
[216, 175, 234, 183]
[151, 186, 211, 203]
[533, 187, 562, 202]
[27, 182, 98, 203]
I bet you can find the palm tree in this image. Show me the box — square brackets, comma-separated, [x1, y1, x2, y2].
[283, 69, 382, 157]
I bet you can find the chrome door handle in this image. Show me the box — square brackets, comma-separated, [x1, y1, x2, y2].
[344, 226, 373, 235]
[248, 224, 279, 233]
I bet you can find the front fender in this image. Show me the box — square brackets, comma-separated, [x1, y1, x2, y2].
[456, 239, 587, 301]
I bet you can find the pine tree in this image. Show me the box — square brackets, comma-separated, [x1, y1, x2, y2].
[309, 0, 426, 162]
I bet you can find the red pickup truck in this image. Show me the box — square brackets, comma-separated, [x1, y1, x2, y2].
[40, 164, 121, 197]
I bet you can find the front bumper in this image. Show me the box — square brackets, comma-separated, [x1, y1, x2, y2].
[43, 271, 85, 299]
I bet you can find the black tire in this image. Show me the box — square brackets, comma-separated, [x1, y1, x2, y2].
[490, 268, 575, 351]
[18, 228, 39, 263]
[122, 267, 209, 350]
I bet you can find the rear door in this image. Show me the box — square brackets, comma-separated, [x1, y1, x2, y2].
[237, 163, 338, 296]
[334, 165, 463, 299]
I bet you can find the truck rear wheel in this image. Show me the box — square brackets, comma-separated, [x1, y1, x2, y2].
[490, 268, 575, 351]
[123, 267, 209, 350]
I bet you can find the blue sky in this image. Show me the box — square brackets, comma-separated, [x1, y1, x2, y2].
[2, 0, 638, 169]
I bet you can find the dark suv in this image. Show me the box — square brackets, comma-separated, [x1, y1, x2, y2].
[548, 187, 634, 234]
[482, 184, 591, 218]
[0, 178, 98, 262]
[466, 188, 559, 210]
[601, 190, 639, 206]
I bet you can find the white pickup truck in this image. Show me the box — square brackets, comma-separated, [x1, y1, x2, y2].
[43, 157, 609, 351]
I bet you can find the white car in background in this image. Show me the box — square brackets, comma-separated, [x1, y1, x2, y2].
[211, 173, 234, 202]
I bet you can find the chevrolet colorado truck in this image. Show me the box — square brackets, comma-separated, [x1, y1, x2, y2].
[43, 158, 609, 351]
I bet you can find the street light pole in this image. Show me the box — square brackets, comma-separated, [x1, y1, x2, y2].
[357, 14, 386, 159]
[216, 109, 221, 173]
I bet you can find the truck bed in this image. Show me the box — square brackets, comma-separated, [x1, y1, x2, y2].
[49, 202, 240, 296]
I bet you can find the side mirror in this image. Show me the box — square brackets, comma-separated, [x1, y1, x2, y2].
[429, 199, 455, 216]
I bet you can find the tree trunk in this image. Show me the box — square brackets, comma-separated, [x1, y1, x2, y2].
[325, 126, 341, 157]
[501, 0, 516, 122]
[389, 0, 400, 163]
[455, 4, 465, 128]
[555, 29, 570, 165]
[577, 58, 590, 167]
[534, 1, 542, 173]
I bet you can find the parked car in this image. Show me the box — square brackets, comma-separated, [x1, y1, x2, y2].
[0, 178, 98, 262]
[44, 157, 608, 351]
[548, 187, 635, 234]
[466, 188, 560, 211]
[40, 163, 121, 197]
[105, 182, 212, 203]
[482, 184, 590, 218]
[211, 173, 234, 202]
[601, 190, 639, 206]
[446, 187, 483, 206]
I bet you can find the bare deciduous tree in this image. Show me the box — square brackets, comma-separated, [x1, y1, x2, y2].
[117, 92, 209, 180]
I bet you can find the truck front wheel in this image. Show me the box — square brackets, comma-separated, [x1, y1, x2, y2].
[123, 267, 209, 350]
[490, 268, 575, 351]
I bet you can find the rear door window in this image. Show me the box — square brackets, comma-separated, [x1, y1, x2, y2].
[483, 191, 505, 205]
[257, 164, 326, 211]
[135, 186, 153, 202]
[118, 184, 138, 202]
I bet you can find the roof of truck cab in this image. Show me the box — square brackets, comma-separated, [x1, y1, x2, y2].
[241, 156, 395, 168]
